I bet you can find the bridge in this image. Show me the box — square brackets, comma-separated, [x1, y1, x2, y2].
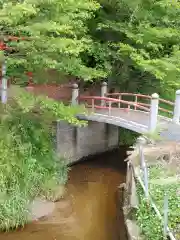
[71, 82, 180, 141]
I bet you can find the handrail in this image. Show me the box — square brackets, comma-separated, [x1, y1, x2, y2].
[78, 95, 150, 112]
[137, 103, 173, 115]
[106, 92, 151, 99]
[106, 92, 174, 107]
[159, 98, 174, 106]
[78, 94, 173, 116]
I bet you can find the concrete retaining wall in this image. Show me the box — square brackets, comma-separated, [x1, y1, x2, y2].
[56, 121, 119, 165]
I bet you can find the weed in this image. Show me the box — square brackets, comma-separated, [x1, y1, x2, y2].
[0, 87, 83, 231]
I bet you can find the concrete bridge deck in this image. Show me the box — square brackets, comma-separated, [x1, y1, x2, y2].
[77, 108, 171, 134]
[77, 108, 180, 141]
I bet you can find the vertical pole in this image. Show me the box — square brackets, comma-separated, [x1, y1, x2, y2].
[1, 60, 7, 103]
[149, 93, 159, 132]
[101, 81, 107, 106]
[139, 144, 144, 170]
[163, 193, 168, 239]
[143, 158, 149, 198]
[118, 95, 121, 108]
[71, 83, 79, 105]
[108, 101, 112, 115]
[134, 95, 138, 110]
[92, 98, 95, 112]
[137, 136, 147, 175]
[173, 90, 180, 124]
[138, 141, 148, 197]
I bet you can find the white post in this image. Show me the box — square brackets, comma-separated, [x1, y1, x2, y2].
[137, 136, 147, 169]
[149, 93, 159, 132]
[71, 83, 79, 105]
[173, 90, 180, 124]
[1, 61, 7, 103]
[92, 98, 95, 112]
[108, 101, 112, 115]
[138, 138, 146, 170]
[101, 81, 107, 106]
[118, 95, 121, 108]
[137, 136, 149, 198]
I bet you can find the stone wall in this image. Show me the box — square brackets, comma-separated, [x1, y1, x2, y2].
[56, 121, 119, 165]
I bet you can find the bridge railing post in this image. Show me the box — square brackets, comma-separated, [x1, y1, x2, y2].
[134, 95, 138, 110]
[71, 83, 79, 105]
[173, 90, 180, 124]
[92, 98, 95, 112]
[118, 95, 121, 108]
[149, 93, 159, 132]
[101, 82, 107, 106]
[108, 101, 112, 115]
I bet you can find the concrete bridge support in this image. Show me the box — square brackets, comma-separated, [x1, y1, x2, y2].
[56, 121, 120, 165]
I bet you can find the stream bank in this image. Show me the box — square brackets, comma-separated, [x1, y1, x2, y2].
[1, 147, 128, 240]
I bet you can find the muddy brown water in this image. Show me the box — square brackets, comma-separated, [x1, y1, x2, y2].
[1, 147, 127, 240]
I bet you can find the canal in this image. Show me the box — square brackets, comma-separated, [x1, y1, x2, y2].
[1, 147, 127, 240]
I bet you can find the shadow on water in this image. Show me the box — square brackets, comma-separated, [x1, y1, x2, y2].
[1, 147, 128, 240]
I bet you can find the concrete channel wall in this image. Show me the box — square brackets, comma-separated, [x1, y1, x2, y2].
[56, 121, 120, 165]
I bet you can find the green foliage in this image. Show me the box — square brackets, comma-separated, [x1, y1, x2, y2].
[119, 127, 139, 146]
[137, 165, 180, 240]
[149, 166, 180, 239]
[136, 185, 163, 240]
[0, 87, 85, 230]
[1, 0, 180, 97]
[0, 0, 110, 82]
[89, 0, 180, 98]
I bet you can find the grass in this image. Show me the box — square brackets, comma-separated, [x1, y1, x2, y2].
[136, 186, 163, 240]
[136, 164, 180, 240]
[0, 89, 80, 231]
[149, 165, 180, 239]
[0, 193, 29, 230]
[0, 117, 68, 231]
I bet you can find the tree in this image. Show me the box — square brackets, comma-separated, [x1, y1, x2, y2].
[0, 0, 110, 83]
[90, 0, 180, 98]
[1, 0, 180, 96]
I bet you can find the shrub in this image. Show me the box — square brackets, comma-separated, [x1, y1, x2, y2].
[0, 86, 85, 230]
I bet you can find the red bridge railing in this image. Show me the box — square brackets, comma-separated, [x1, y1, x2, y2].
[78, 93, 174, 116]
[105, 92, 174, 115]
[72, 83, 180, 132]
[78, 95, 149, 114]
